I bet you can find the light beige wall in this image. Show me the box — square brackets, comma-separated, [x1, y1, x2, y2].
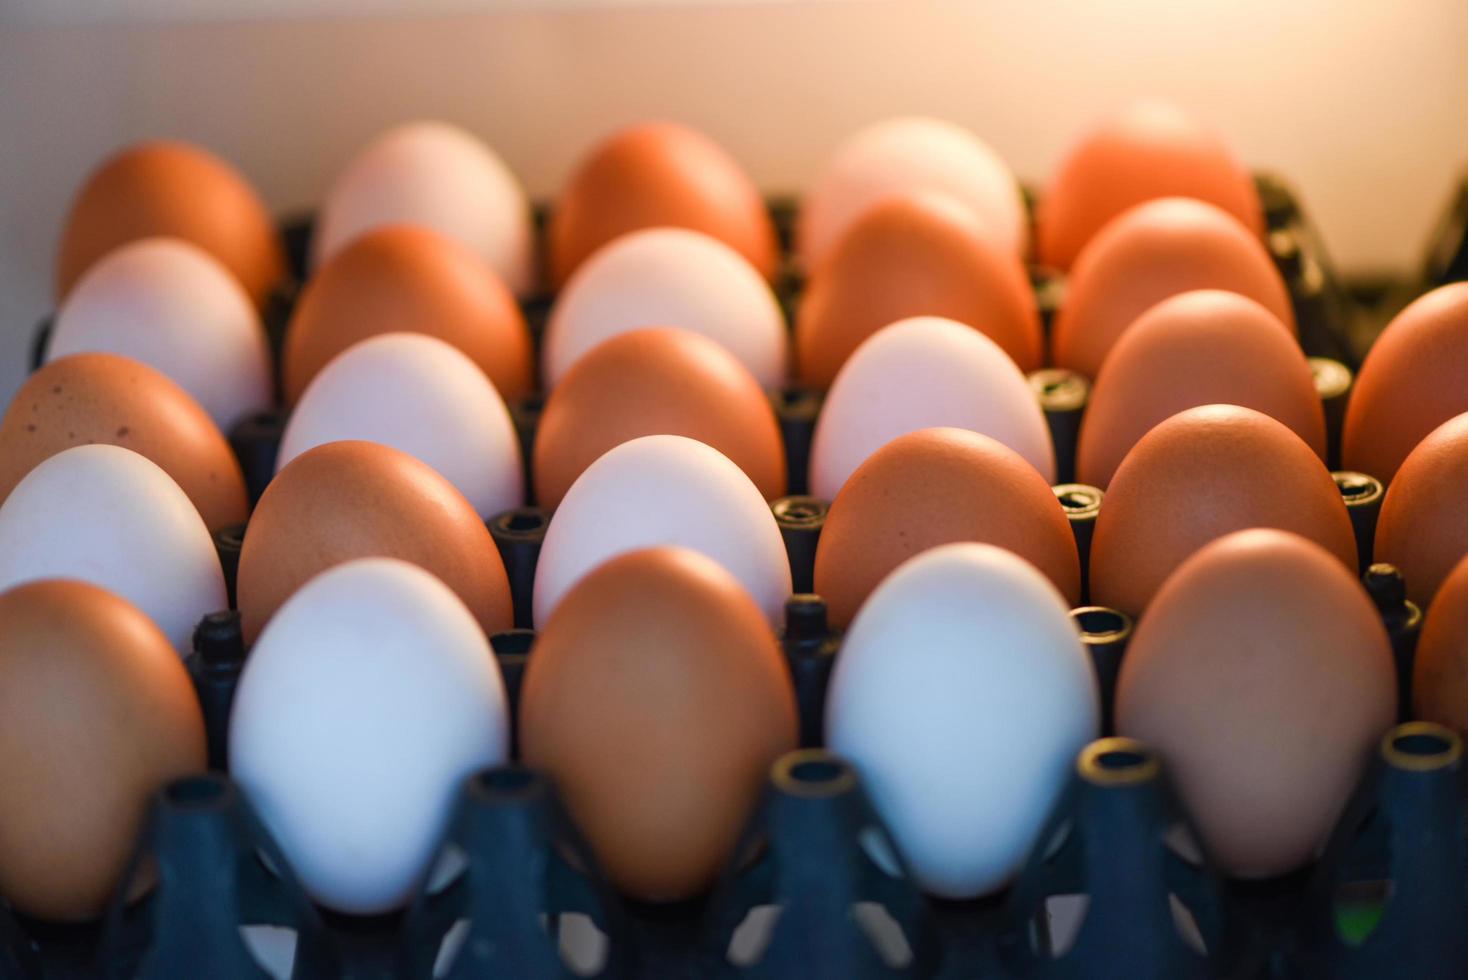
[2, 0, 1466, 404]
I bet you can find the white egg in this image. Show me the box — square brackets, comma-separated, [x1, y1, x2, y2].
[800, 117, 1027, 269]
[533, 435, 791, 627]
[277, 333, 523, 519]
[0, 444, 225, 654]
[313, 121, 535, 296]
[48, 237, 272, 431]
[229, 557, 508, 914]
[808, 316, 1055, 499]
[826, 542, 1098, 898]
[542, 228, 787, 388]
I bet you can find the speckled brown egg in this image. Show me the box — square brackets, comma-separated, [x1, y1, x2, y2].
[1077, 290, 1324, 488]
[56, 140, 285, 310]
[1342, 283, 1468, 484]
[795, 191, 1042, 388]
[814, 427, 1079, 627]
[0, 353, 247, 531]
[1116, 528, 1395, 878]
[1090, 404, 1355, 616]
[1050, 197, 1294, 381]
[282, 225, 532, 405]
[236, 440, 512, 643]
[548, 122, 778, 288]
[519, 547, 796, 902]
[1373, 412, 1468, 609]
[0, 579, 205, 921]
[533, 327, 785, 509]
[1413, 554, 1468, 735]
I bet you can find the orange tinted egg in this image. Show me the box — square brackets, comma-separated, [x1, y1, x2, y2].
[1090, 404, 1355, 616]
[1414, 554, 1468, 735]
[1373, 413, 1468, 609]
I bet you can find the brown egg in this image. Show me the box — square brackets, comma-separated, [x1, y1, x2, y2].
[1413, 554, 1468, 734]
[548, 122, 778, 288]
[1076, 290, 1324, 488]
[0, 353, 248, 531]
[795, 191, 1042, 387]
[0, 579, 205, 920]
[236, 440, 512, 643]
[56, 140, 285, 310]
[1116, 528, 1395, 878]
[1037, 101, 1265, 272]
[1373, 412, 1468, 609]
[282, 225, 532, 405]
[1342, 283, 1468, 483]
[1090, 404, 1355, 616]
[814, 428, 1079, 626]
[1050, 197, 1294, 381]
[534, 327, 785, 508]
[519, 547, 797, 901]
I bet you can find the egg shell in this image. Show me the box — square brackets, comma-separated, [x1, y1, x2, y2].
[815, 428, 1079, 626]
[799, 116, 1027, 270]
[1373, 412, 1468, 609]
[542, 227, 787, 389]
[0, 579, 205, 921]
[312, 121, 535, 296]
[1050, 197, 1294, 381]
[230, 558, 509, 913]
[548, 121, 778, 288]
[237, 441, 512, 643]
[808, 316, 1054, 500]
[278, 333, 522, 519]
[1076, 289, 1325, 488]
[283, 225, 533, 405]
[1090, 404, 1356, 616]
[1342, 283, 1468, 483]
[1116, 529, 1395, 878]
[56, 140, 284, 310]
[0, 353, 248, 531]
[0, 445, 227, 654]
[519, 547, 796, 901]
[826, 542, 1099, 898]
[533, 435, 791, 628]
[1037, 101, 1265, 271]
[1412, 554, 1468, 735]
[796, 192, 1042, 387]
[48, 237, 273, 431]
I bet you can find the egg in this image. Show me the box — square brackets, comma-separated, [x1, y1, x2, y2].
[826, 543, 1099, 898]
[1037, 100, 1264, 271]
[56, 140, 285, 310]
[814, 428, 1079, 627]
[796, 191, 1042, 387]
[47, 237, 272, 431]
[278, 333, 522, 519]
[1116, 529, 1395, 878]
[1372, 413, 1468, 609]
[1342, 283, 1468, 483]
[548, 121, 778, 288]
[0, 580, 205, 921]
[798, 116, 1026, 270]
[542, 228, 787, 388]
[312, 121, 535, 296]
[1050, 197, 1294, 380]
[533, 435, 791, 628]
[0, 353, 248, 531]
[230, 558, 509, 913]
[520, 547, 796, 901]
[1412, 554, 1468, 734]
[808, 316, 1054, 500]
[0, 445, 226, 653]
[282, 225, 533, 405]
[535, 327, 784, 508]
[1090, 405, 1355, 616]
[1076, 290, 1325, 488]
[237, 441, 512, 643]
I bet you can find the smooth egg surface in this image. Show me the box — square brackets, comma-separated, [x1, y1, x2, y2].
[1413, 554, 1468, 736]
[1373, 412, 1468, 609]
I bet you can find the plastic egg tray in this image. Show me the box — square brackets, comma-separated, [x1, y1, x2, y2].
[6, 170, 1468, 980]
